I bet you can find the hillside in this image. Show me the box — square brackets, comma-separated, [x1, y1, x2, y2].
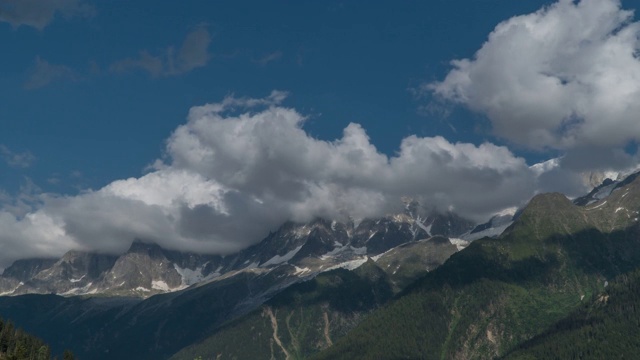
[311, 175, 640, 359]
[170, 236, 459, 359]
[171, 262, 392, 360]
[0, 316, 72, 360]
[503, 267, 640, 359]
[0, 224, 465, 359]
[1, 173, 636, 359]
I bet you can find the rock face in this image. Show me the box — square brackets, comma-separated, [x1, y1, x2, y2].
[0, 203, 477, 298]
[0, 242, 222, 297]
[99, 241, 187, 296]
[0, 229, 471, 360]
[2, 258, 57, 282]
[11, 251, 118, 295]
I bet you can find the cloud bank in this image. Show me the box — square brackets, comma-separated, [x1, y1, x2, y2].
[0, 0, 93, 29]
[2, 0, 638, 268]
[0, 91, 538, 267]
[429, 0, 640, 171]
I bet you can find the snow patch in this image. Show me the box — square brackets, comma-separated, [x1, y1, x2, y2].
[321, 245, 347, 259]
[392, 213, 411, 223]
[293, 225, 312, 239]
[135, 287, 150, 292]
[0, 283, 21, 296]
[325, 258, 368, 271]
[460, 222, 512, 242]
[352, 246, 367, 255]
[70, 275, 85, 283]
[60, 282, 95, 296]
[262, 245, 303, 267]
[151, 280, 171, 291]
[615, 207, 626, 213]
[586, 201, 607, 210]
[414, 216, 431, 236]
[530, 158, 559, 175]
[449, 238, 470, 251]
[495, 207, 517, 217]
[174, 264, 220, 287]
[593, 183, 617, 200]
[293, 266, 311, 276]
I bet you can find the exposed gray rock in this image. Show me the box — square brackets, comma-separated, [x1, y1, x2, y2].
[0, 205, 476, 298]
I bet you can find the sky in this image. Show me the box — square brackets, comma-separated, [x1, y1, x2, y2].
[1, 0, 640, 266]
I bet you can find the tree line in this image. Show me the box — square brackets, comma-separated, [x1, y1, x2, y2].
[0, 317, 75, 360]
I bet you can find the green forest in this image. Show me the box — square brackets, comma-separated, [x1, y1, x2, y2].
[0, 317, 74, 360]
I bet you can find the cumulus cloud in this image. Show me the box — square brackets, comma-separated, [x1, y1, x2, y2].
[24, 56, 76, 89]
[6, 0, 636, 268]
[0, 145, 35, 168]
[429, 0, 640, 171]
[0, 92, 539, 267]
[254, 51, 283, 66]
[110, 26, 211, 77]
[0, 0, 94, 29]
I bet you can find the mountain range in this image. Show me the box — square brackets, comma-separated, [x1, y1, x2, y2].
[1, 171, 639, 359]
[0, 201, 482, 359]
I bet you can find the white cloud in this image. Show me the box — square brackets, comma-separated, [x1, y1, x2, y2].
[0, 92, 540, 267]
[254, 51, 283, 66]
[0, 210, 75, 265]
[0, 0, 94, 29]
[0, 145, 35, 168]
[429, 0, 640, 171]
[24, 56, 76, 89]
[110, 26, 211, 77]
[166, 92, 536, 221]
[8, 0, 637, 268]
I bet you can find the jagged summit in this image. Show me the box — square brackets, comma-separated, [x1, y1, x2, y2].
[574, 169, 640, 206]
[1, 258, 57, 282]
[0, 205, 476, 298]
[126, 239, 168, 258]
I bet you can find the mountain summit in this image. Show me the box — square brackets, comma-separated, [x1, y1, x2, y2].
[0, 204, 477, 298]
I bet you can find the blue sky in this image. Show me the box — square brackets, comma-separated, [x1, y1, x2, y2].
[1, 0, 640, 265]
[1, 0, 558, 195]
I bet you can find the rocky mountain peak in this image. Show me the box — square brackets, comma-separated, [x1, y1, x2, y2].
[126, 239, 166, 257]
[0, 204, 480, 298]
[1, 258, 57, 282]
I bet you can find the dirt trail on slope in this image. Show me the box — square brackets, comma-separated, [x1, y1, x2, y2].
[264, 306, 291, 360]
[323, 310, 333, 346]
